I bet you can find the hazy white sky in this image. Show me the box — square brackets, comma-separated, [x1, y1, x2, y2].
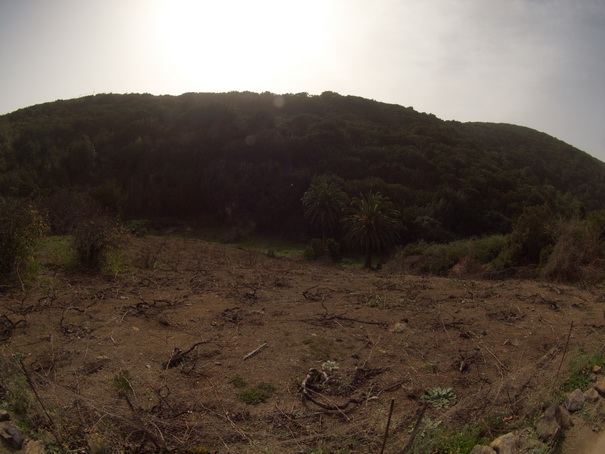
[1, 0, 605, 161]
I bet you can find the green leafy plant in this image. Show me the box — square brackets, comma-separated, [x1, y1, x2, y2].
[321, 360, 340, 371]
[229, 374, 247, 388]
[562, 349, 605, 392]
[113, 370, 133, 393]
[237, 382, 276, 405]
[421, 387, 457, 408]
[409, 419, 486, 454]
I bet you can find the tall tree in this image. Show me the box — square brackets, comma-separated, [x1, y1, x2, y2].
[344, 192, 402, 268]
[301, 177, 349, 241]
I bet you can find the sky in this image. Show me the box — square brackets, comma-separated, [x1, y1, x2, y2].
[1, 0, 605, 161]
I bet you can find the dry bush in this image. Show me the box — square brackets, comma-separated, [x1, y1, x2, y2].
[540, 219, 605, 283]
[0, 199, 47, 277]
[449, 256, 485, 279]
[72, 214, 125, 270]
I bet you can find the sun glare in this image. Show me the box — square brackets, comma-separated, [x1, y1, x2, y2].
[153, 0, 331, 91]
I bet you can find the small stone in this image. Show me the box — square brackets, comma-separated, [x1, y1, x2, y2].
[585, 388, 600, 403]
[594, 399, 605, 418]
[390, 322, 409, 333]
[593, 365, 602, 374]
[558, 405, 573, 429]
[24, 440, 46, 454]
[490, 432, 518, 454]
[594, 377, 605, 396]
[0, 410, 9, 422]
[535, 405, 561, 443]
[565, 388, 586, 412]
[470, 446, 496, 454]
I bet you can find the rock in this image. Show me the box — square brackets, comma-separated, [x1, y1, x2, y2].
[594, 399, 605, 418]
[470, 446, 497, 454]
[594, 377, 605, 396]
[565, 388, 585, 412]
[0, 422, 26, 449]
[585, 387, 600, 403]
[390, 322, 409, 333]
[490, 432, 518, 454]
[558, 405, 573, 429]
[0, 410, 9, 422]
[535, 404, 561, 443]
[24, 440, 46, 454]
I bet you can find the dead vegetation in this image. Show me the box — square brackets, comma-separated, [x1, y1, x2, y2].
[0, 235, 604, 453]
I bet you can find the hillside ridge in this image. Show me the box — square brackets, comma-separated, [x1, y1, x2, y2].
[1, 91, 604, 241]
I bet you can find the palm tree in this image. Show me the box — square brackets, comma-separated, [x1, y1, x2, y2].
[301, 178, 349, 241]
[344, 192, 402, 268]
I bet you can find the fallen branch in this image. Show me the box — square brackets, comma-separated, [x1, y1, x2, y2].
[300, 368, 363, 411]
[0, 314, 26, 341]
[556, 321, 574, 378]
[380, 399, 395, 454]
[165, 341, 208, 369]
[399, 403, 428, 454]
[243, 342, 268, 360]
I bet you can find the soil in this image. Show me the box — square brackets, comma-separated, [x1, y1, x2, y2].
[1, 235, 605, 453]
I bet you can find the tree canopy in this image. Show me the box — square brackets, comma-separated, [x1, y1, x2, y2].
[1, 91, 605, 243]
[344, 192, 402, 268]
[301, 177, 349, 241]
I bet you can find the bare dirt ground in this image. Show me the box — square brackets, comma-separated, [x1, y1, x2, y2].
[1, 235, 605, 453]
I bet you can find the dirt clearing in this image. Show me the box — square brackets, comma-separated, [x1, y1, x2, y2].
[1, 236, 604, 453]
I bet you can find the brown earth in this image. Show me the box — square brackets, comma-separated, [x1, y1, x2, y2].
[1, 235, 605, 453]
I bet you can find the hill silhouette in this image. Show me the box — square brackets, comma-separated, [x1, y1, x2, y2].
[1, 91, 604, 241]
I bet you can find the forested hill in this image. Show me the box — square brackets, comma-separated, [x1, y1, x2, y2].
[1, 91, 604, 241]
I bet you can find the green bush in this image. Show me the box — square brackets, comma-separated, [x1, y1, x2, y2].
[495, 205, 554, 268]
[388, 235, 507, 276]
[0, 199, 48, 277]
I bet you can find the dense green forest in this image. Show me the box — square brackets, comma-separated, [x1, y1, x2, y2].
[1, 91, 604, 244]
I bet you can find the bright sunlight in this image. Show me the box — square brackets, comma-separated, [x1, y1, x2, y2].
[153, 0, 333, 91]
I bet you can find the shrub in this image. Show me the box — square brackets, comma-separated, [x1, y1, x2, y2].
[304, 238, 341, 261]
[386, 235, 506, 276]
[72, 214, 124, 270]
[325, 238, 342, 261]
[0, 199, 48, 277]
[124, 219, 150, 237]
[304, 238, 328, 260]
[495, 204, 554, 268]
[540, 219, 604, 282]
